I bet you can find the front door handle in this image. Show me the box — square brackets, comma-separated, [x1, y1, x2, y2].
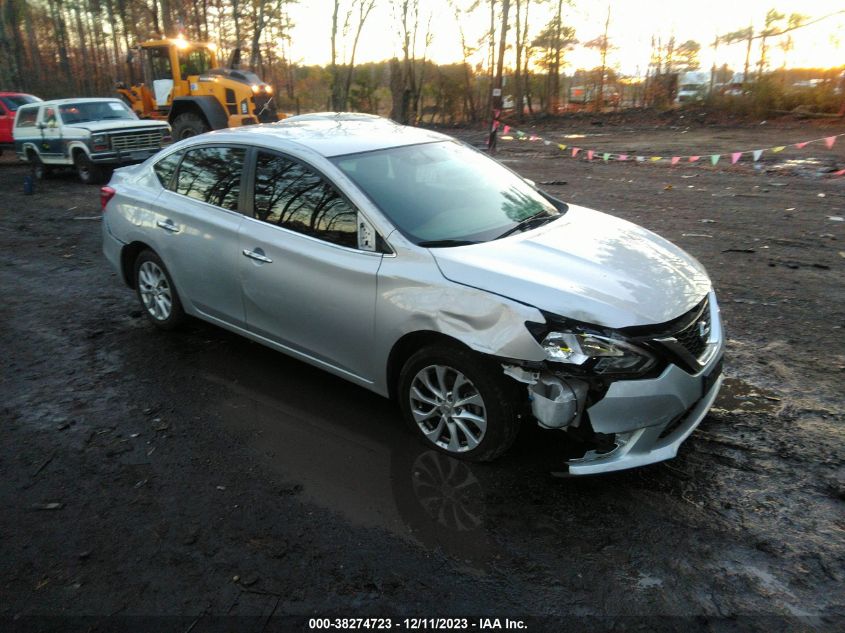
[242, 249, 273, 264]
[156, 219, 180, 233]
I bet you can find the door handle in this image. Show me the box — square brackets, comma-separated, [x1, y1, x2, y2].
[156, 219, 180, 233]
[242, 249, 273, 263]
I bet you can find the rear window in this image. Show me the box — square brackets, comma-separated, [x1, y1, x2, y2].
[153, 151, 183, 189]
[15, 107, 38, 127]
[175, 146, 246, 211]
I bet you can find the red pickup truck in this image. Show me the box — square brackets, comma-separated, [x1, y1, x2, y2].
[0, 92, 42, 153]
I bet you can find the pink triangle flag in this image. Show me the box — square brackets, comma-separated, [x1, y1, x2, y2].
[502, 125, 510, 134]
[731, 152, 742, 164]
[572, 147, 581, 158]
[671, 156, 681, 166]
[795, 141, 809, 149]
[833, 169, 845, 177]
[825, 136, 836, 149]
[752, 149, 763, 161]
[529, 135, 540, 141]
[688, 156, 700, 163]
[587, 150, 595, 161]
[618, 154, 628, 161]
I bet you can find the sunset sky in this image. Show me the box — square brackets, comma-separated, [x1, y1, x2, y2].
[286, 0, 845, 76]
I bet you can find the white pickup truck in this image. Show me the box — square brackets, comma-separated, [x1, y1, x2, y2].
[14, 98, 171, 184]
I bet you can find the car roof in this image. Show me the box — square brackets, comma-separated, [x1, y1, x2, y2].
[21, 97, 125, 108]
[0, 92, 40, 98]
[198, 114, 453, 158]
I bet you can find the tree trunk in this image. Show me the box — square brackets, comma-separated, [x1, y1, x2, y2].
[513, 0, 522, 120]
[595, 4, 610, 112]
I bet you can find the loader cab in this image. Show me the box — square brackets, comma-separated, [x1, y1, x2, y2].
[140, 39, 218, 108]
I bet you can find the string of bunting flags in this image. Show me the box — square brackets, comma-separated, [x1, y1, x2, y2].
[493, 121, 845, 177]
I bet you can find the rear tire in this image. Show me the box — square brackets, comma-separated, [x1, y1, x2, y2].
[172, 112, 211, 140]
[27, 150, 52, 180]
[133, 250, 186, 331]
[398, 344, 522, 462]
[74, 151, 104, 185]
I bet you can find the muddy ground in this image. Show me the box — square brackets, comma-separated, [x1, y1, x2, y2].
[1, 120, 843, 632]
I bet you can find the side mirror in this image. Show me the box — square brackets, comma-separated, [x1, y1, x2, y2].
[37, 122, 46, 130]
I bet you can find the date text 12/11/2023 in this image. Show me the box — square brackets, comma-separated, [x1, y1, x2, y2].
[308, 618, 528, 630]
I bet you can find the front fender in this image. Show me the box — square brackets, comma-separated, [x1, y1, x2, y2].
[374, 247, 547, 395]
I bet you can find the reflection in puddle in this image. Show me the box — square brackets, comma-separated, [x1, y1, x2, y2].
[713, 377, 782, 415]
[202, 369, 493, 566]
[410, 451, 484, 533]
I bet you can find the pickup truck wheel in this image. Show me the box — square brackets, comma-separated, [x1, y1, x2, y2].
[74, 152, 104, 185]
[398, 344, 521, 462]
[27, 151, 52, 180]
[172, 112, 210, 140]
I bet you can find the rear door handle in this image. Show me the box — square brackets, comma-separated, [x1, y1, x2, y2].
[156, 219, 180, 233]
[242, 249, 273, 264]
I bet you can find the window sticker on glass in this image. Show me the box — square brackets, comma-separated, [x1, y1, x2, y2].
[108, 102, 124, 111]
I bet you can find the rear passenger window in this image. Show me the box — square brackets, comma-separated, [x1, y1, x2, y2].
[153, 151, 182, 189]
[16, 108, 38, 127]
[253, 152, 358, 248]
[175, 146, 245, 211]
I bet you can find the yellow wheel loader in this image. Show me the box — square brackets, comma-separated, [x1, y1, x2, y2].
[117, 36, 282, 140]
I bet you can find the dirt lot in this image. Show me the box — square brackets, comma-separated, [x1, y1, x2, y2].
[1, 119, 843, 632]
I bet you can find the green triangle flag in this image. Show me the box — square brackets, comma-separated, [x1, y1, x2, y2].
[602, 153, 610, 162]
[710, 154, 720, 166]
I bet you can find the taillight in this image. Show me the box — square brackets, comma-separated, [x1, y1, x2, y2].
[100, 186, 116, 211]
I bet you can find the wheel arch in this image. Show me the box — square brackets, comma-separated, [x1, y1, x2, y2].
[386, 330, 472, 401]
[168, 96, 228, 130]
[68, 143, 90, 161]
[120, 240, 154, 289]
[22, 143, 40, 160]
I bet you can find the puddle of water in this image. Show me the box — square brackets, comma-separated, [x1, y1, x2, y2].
[766, 157, 839, 178]
[713, 377, 782, 414]
[200, 367, 495, 566]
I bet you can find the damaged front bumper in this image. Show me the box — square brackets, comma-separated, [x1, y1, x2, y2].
[566, 354, 723, 474]
[507, 291, 725, 475]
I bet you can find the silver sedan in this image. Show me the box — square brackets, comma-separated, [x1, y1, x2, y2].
[101, 114, 724, 474]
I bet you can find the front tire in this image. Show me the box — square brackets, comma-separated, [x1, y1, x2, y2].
[74, 151, 104, 185]
[134, 250, 186, 330]
[398, 344, 521, 462]
[172, 112, 211, 140]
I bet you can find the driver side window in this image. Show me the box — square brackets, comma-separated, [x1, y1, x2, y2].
[253, 152, 358, 249]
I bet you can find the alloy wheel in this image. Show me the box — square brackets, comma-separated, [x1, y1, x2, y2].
[138, 261, 173, 321]
[409, 365, 487, 453]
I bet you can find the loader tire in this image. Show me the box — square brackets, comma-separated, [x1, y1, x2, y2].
[172, 112, 211, 140]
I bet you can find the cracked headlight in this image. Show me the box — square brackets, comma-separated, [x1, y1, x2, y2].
[540, 331, 655, 375]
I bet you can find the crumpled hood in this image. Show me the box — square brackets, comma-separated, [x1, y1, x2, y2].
[431, 204, 711, 329]
[64, 120, 169, 133]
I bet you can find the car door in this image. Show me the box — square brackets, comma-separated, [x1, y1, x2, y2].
[152, 144, 247, 327]
[38, 106, 63, 162]
[238, 149, 383, 383]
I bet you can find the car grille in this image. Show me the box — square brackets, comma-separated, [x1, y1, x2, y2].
[110, 131, 163, 152]
[672, 298, 710, 359]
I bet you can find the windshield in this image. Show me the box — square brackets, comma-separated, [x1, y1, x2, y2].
[59, 101, 136, 124]
[332, 141, 562, 244]
[1, 95, 40, 111]
[179, 48, 214, 76]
